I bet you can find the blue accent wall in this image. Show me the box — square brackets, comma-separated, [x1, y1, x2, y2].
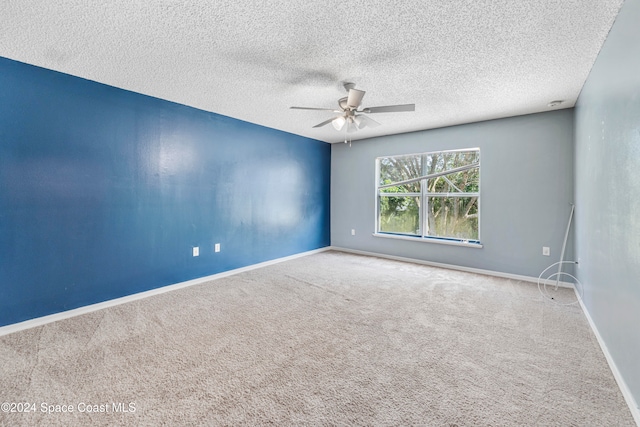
[0, 57, 330, 327]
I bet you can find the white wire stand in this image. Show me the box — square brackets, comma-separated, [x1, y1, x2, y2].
[538, 261, 582, 306]
[537, 204, 582, 305]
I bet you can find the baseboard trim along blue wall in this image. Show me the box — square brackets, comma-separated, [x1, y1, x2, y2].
[0, 247, 331, 337]
[0, 57, 331, 327]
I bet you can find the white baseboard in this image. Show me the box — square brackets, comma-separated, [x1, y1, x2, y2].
[329, 246, 575, 288]
[3, 245, 636, 423]
[330, 246, 638, 424]
[575, 289, 640, 425]
[0, 247, 332, 337]
[1, 245, 569, 338]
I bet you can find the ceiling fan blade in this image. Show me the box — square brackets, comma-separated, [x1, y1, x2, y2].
[291, 106, 337, 111]
[313, 117, 339, 128]
[361, 104, 415, 114]
[347, 89, 366, 109]
[357, 114, 381, 129]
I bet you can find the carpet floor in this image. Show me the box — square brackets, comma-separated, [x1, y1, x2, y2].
[0, 251, 635, 426]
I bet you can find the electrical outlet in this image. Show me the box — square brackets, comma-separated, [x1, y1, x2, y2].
[214, 243, 220, 253]
[192, 246, 199, 257]
[351, 229, 356, 236]
[542, 247, 550, 256]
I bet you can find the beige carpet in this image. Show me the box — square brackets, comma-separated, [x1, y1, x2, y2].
[0, 251, 635, 426]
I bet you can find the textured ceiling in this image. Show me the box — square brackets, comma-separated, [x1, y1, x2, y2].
[0, 0, 624, 143]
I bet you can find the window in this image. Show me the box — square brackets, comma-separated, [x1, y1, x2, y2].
[376, 148, 480, 245]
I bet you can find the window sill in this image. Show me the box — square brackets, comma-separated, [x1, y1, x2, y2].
[372, 233, 483, 248]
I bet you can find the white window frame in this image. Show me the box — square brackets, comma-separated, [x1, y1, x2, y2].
[374, 148, 482, 248]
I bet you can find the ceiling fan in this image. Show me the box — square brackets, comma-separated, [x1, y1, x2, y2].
[290, 83, 415, 134]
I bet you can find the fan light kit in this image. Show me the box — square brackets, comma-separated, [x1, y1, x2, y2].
[290, 82, 415, 141]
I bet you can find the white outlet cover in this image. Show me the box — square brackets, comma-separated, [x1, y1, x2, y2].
[351, 229, 356, 235]
[193, 247, 199, 257]
[542, 247, 550, 256]
[214, 243, 220, 253]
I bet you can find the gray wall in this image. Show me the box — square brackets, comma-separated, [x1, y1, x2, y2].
[332, 110, 574, 278]
[574, 0, 640, 407]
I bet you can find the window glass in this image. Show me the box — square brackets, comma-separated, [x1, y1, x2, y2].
[377, 149, 480, 243]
